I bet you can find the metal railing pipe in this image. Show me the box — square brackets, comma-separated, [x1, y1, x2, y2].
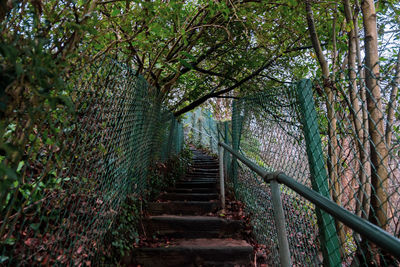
[219, 142, 268, 177]
[276, 173, 400, 258]
[270, 179, 292, 266]
[219, 142, 291, 266]
[219, 141, 400, 259]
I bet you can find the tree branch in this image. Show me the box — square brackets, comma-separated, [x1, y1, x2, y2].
[192, 65, 238, 82]
[173, 53, 281, 117]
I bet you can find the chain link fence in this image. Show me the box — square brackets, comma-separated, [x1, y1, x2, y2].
[184, 66, 399, 266]
[183, 108, 221, 154]
[0, 57, 183, 266]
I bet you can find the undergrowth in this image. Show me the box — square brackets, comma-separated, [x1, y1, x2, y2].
[101, 147, 192, 265]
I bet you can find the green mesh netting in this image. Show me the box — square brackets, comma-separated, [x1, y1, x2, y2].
[184, 70, 399, 266]
[0, 57, 183, 266]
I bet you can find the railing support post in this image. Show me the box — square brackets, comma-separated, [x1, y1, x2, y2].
[218, 144, 226, 209]
[270, 178, 291, 267]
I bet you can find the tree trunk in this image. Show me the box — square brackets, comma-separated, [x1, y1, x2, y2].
[353, 0, 372, 221]
[385, 51, 400, 147]
[305, 0, 346, 256]
[342, 0, 370, 221]
[361, 0, 390, 264]
[362, 0, 389, 230]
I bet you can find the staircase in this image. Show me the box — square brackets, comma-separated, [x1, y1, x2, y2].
[129, 149, 254, 266]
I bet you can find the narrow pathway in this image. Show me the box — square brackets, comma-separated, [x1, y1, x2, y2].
[131, 149, 253, 266]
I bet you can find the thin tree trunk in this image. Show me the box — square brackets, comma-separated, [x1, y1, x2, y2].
[362, 0, 389, 230]
[362, 0, 390, 263]
[305, 0, 346, 253]
[342, 0, 369, 221]
[385, 51, 400, 147]
[353, 0, 372, 221]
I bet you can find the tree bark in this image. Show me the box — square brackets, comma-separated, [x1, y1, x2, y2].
[353, 0, 372, 221]
[385, 50, 400, 147]
[361, 1, 393, 264]
[342, 0, 371, 222]
[361, 0, 389, 232]
[305, 0, 345, 255]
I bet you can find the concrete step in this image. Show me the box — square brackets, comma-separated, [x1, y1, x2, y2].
[186, 173, 218, 177]
[191, 168, 219, 172]
[187, 173, 218, 177]
[192, 163, 218, 166]
[176, 181, 217, 189]
[167, 187, 218, 194]
[183, 178, 218, 182]
[148, 201, 219, 215]
[159, 193, 218, 201]
[144, 215, 244, 238]
[128, 238, 253, 267]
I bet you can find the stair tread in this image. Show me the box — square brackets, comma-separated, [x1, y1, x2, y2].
[167, 188, 218, 193]
[148, 201, 220, 215]
[145, 215, 244, 238]
[159, 193, 219, 201]
[138, 238, 252, 249]
[177, 181, 217, 184]
[161, 193, 218, 196]
[149, 215, 234, 220]
[130, 149, 254, 266]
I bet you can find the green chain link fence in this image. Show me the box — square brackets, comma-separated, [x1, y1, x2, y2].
[0, 56, 183, 266]
[183, 108, 221, 154]
[185, 66, 399, 266]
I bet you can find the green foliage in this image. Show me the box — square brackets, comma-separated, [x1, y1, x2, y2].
[104, 194, 142, 263]
[147, 147, 192, 199]
[103, 147, 192, 264]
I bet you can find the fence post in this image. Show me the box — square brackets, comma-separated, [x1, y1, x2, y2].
[166, 117, 177, 159]
[208, 112, 213, 151]
[218, 144, 226, 209]
[296, 79, 341, 267]
[231, 100, 242, 193]
[177, 123, 183, 154]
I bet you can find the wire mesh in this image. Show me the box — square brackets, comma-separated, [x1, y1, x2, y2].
[311, 66, 400, 266]
[232, 69, 399, 266]
[233, 87, 324, 266]
[183, 108, 220, 154]
[0, 57, 183, 266]
[183, 66, 399, 266]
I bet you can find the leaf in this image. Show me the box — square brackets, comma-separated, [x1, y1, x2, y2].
[24, 238, 38, 247]
[29, 134, 36, 142]
[0, 256, 9, 263]
[180, 51, 196, 61]
[16, 161, 24, 173]
[15, 62, 23, 77]
[45, 138, 55, 145]
[30, 223, 41, 231]
[178, 59, 192, 69]
[3, 238, 16, 245]
[162, 62, 177, 73]
[111, 8, 120, 16]
[77, 245, 83, 254]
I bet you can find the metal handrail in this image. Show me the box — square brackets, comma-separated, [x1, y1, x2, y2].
[219, 142, 291, 266]
[218, 141, 400, 262]
[185, 124, 219, 144]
